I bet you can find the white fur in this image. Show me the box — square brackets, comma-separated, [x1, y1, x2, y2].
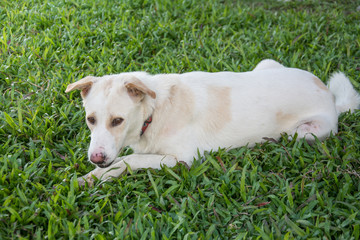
[327, 72, 360, 114]
[66, 59, 360, 185]
[253, 59, 285, 71]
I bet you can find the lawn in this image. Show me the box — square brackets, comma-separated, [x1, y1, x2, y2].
[1, 0, 360, 239]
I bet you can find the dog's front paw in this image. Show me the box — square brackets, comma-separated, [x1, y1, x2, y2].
[76, 168, 112, 187]
[77, 176, 86, 187]
[77, 173, 96, 187]
[77, 160, 127, 187]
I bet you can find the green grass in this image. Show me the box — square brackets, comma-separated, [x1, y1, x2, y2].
[1, 0, 360, 239]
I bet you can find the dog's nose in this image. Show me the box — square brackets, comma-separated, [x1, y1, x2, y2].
[90, 152, 106, 164]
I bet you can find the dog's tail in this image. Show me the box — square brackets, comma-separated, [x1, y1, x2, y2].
[327, 72, 360, 115]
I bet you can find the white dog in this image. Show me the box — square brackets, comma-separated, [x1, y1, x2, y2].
[66, 59, 360, 185]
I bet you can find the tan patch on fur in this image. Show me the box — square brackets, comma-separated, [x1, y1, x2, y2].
[158, 84, 195, 136]
[276, 111, 296, 127]
[86, 112, 96, 131]
[105, 115, 126, 144]
[313, 77, 328, 91]
[202, 86, 232, 132]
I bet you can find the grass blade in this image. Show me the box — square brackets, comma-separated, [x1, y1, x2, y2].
[284, 215, 306, 237]
[147, 170, 159, 199]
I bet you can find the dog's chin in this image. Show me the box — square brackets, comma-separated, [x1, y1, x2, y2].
[95, 160, 114, 168]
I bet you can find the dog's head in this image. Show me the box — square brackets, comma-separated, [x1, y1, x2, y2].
[66, 73, 156, 168]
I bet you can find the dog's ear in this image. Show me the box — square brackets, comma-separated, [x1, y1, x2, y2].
[65, 76, 95, 98]
[124, 76, 156, 102]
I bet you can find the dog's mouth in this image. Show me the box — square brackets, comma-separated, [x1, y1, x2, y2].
[95, 159, 115, 168]
[90, 148, 123, 168]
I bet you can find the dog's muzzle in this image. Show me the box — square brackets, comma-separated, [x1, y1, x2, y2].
[90, 151, 107, 164]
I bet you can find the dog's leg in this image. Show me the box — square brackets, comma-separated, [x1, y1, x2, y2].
[291, 115, 338, 143]
[78, 154, 178, 186]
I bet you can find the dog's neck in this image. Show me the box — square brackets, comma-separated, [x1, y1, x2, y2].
[140, 115, 152, 136]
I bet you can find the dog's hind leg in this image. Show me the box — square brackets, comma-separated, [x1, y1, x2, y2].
[253, 59, 285, 71]
[290, 115, 338, 143]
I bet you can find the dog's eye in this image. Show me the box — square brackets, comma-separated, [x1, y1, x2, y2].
[111, 118, 124, 127]
[87, 117, 96, 125]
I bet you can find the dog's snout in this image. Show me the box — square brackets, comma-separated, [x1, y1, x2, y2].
[90, 151, 106, 164]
